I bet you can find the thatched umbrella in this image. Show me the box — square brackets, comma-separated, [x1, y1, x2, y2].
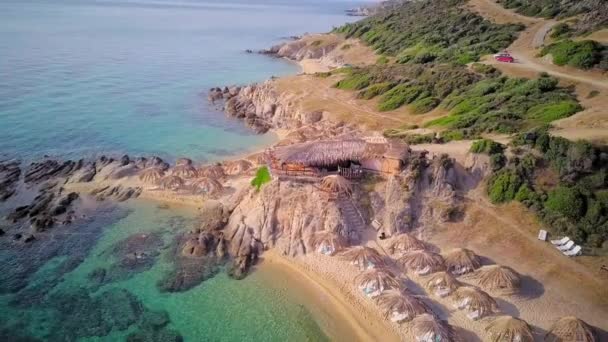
[444, 248, 481, 276]
[376, 289, 429, 323]
[176, 157, 193, 166]
[198, 164, 225, 179]
[138, 167, 165, 184]
[545, 317, 596, 342]
[224, 159, 254, 176]
[388, 233, 426, 255]
[338, 246, 384, 270]
[412, 314, 457, 342]
[425, 272, 460, 298]
[398, 250, 445, 276]
[159, 175, 185, 191]
[319, 175, 352, 195]
[475, 265, 520, 295]
[355, 269, 402, 298]
[452, 286, 498, 320]
[189, 177, 222, 195]
[485, 316, 534, 342]
[170, 163, 198, 179]
[309, 230, 348, 256]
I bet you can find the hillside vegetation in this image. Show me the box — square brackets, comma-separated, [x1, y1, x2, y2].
[496, 0, 608, 35]
[480, 129, 608, 251]
[335, 0, 523, 65]
[540, 39, 608, 71]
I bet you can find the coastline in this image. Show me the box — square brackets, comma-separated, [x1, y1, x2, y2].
[257, 250, 402, 342]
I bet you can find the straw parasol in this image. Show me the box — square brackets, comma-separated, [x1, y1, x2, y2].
[485, 316, 534, 342]
[355, 269, 402, 295]
[176, 157, 193, 166]
[223, 159, 253, 175]
[159, 175, 185, 191]
[309, 230, 348, 256]
[170, 164, 198, 179]
[319, 175, 352, 195]
[338, 246, 385, 270]
[388, 233, 426, 255]
[545, 317, 596, 342]
[452, 286, 498, 320]
[198, 164, 226, 179]
[412, 314, 457, 342]
[425, 272, 460, 297]
[375, 289, 429, 323]
[444, 248, 481, 276]
[475, 265, 521, 295]
[189, 177, 222, 195]
[138, 167, 165, 184]
[398, 250, 445, 275]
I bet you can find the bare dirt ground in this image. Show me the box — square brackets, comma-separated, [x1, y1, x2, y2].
[469, 0, 608, 143]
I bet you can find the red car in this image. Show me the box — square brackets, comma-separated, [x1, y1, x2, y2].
[494, 52, 515, 63]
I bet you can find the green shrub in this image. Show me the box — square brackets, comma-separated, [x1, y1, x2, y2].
[470, 139, 505, 154]
[526, 101, 582, 123]
[515, 184, 534, 202]
[333, 74, 371, 90]
[411, 97, 440, 114]
[377, 56, 389, 64]
[251, 166, 271, 191]
[471, 63, 500, 76]
[357, 82, 394, 100]
[545, 186, 585, 220]
[550, 23, 571, 39]
[488, 169, 523, 203]
[540, 40, 606, 70]
[378, 84, 425, 111]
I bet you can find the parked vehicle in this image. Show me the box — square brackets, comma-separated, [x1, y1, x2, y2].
[494, 51, 514, 63]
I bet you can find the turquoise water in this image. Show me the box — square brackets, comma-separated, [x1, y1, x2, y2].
[0, 0, 368, 340]
[0, 0, 362, 162]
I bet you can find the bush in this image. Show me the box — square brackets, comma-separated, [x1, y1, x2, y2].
[378, 84, 425, 111]
[411, 97, 440, 114]
[526, 101, 582, 123]
[377, 56, 389, 64]
[540, 40, 606, 70]
[488, 169, 523, 203]
[333, 73, 371, 90]
[550, 23, 571, 39]
[470, 139, 505, 154]
[545, 186, 585, 220]
[471, 63, 500, 76]
[357, 82, 394, 100]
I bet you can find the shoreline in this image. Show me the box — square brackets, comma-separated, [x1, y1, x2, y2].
[257, 250, 401, 342]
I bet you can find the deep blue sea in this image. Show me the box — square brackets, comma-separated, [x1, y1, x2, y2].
[0, 1, 368, 340]
[0, 0, 364, 162]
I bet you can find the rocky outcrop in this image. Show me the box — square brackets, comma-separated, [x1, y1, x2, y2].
[259, 38, 340, 61]
[90, 185, 142, 202]
[0, 160, 21, 201]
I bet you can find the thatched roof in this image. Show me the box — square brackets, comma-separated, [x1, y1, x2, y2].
[170, 164, 198, 179]
[545, 317, 596, 342]
[388, 233, 426, 255]
[176, 157, 193, 166]
[309, 230, 348, 255]
[412, 314, 457, 342]
[485, 316, 534, 342]
[272, 138, 409, 167]
[138, 167, 165, 184]
[338, 246, 385, 270]
[319, 175, 352, 194]
[453, 287, 497, 318]
[398, 250, 445, 275]
[224, 159, 253, 176]
[475, 265, 520, 295]
[444, 248, 481, 276]
[355, 269, 402, 292]
[189, 177, 222, 195]
[197, 164, 225, 179]
[425, 272, 460, 296]
[159, 175, 185, 191]
[375, 289, 429, 322]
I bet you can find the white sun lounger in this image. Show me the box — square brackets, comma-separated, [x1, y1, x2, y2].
[435, 288, 451, 298]
[467, 310, 481, 321]
[538, 229, 547, 241]
[551, 236, 570, 246]
[557, 240, 575, 251]
[391, 311, 410, 323]
[416, 265, 431, 276]
[563, 245, 582, 257]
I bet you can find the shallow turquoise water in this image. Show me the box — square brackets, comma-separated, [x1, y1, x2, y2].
[0, 0, 363, 162]
[0, 0, 367, 340]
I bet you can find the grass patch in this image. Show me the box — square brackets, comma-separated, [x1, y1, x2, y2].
[333, 73, 371, 90]
[526, 101, 582, 123]
[356, 82, 394, 100]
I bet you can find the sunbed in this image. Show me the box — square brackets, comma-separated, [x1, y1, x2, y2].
[563, 245, 582, 257]
[550, 236, 569, 245]
[557, 240, 575, 251]
[537, 230, 547, 241]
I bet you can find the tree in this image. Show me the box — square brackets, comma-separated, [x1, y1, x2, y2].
[545, 186, 584, 220]
[251, 166, 271, 191]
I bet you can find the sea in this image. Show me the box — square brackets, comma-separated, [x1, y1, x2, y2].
[0, 0, 367, 340]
